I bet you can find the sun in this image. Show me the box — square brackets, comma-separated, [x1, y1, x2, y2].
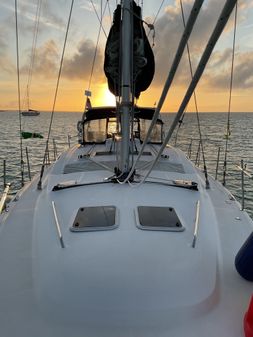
[105, 88, 116, 106]
[95, 84, 116, 106]
[103, 86, 116, 106]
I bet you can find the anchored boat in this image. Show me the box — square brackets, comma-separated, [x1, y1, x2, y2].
[0, 1, 253, 337]
[21, 108, 40, 116]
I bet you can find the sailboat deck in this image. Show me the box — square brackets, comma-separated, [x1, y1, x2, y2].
[51, 142, 193, 181]
[0, 141, 252, 337]
[63, 159, 185, 174]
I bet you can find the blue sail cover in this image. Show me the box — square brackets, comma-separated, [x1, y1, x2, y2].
[235, 232, 253, 281]
[104, 1, 155, 98]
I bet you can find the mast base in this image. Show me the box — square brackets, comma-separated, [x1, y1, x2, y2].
[113, 167, 135, 183]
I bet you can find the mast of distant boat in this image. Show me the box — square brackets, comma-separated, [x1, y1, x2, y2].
[26, 85, 30, 111]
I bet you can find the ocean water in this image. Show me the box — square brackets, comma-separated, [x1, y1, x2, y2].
[0, 111, 253, 217]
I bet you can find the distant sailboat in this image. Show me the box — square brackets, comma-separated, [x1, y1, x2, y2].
[22, 108, 40, 116]
[21, 86, 42, 138]
[22, 86, 40, 116]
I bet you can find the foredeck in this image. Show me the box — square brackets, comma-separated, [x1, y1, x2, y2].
[0, 143, 252, 336]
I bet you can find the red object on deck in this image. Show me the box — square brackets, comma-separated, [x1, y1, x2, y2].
[244, 296, 253, 337]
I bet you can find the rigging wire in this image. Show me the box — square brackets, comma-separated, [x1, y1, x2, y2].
[146, 0, 166, 46]
[24, 0, 43, 110]
[125, 7, 155, 39]
[222, 2, 238, 186]
[87, 0, 109, 92]
[179, 0, 209, 188]
[107, 0, 112, 25]
[90, 0, 108, 38]
[14, 0, 25, 187]
[152, 0, 165, 27]
[120, 0, 237, 187]
[137, 0, 238, 188]
[37, 0, 75, 190]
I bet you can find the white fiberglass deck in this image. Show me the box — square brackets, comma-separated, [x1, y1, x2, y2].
[0, 142, 252, 337]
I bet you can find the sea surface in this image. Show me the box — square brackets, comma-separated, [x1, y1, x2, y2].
[0, 111, 253, 217]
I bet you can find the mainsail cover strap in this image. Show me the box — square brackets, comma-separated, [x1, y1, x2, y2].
[104, 1, 155, 98]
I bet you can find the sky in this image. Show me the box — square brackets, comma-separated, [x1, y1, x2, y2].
[0, 0, 253, 112]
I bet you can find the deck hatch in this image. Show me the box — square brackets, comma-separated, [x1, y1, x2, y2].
[70, 206, 117, 232]
[137, 206, 184, 231]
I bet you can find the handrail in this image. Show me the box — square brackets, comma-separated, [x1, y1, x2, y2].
[25, 147, 31, 181]
[215, 147, 221, 180]
[52, 201, 65, 248]
[192, 200, 200, 248]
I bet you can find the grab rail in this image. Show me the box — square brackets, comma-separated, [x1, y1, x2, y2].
[52, 201, 65, 248]
[192, 200, 200, 248]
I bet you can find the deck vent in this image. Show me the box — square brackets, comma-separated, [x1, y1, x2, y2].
[137, 206, 184, 231]
[70, 206, 117, 232]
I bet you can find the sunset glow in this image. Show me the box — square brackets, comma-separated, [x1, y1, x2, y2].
[0, 0, 253, 112]
[95, 84, 116, 107]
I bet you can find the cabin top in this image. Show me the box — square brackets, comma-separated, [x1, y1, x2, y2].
[77, 106, 164, 145]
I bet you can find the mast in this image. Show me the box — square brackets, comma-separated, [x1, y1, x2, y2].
[105, 0, 154, 176]
[26, 85, 30, 111]
[119, 0, 132, 174]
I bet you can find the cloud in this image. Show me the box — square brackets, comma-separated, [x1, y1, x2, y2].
[0, 1, 65, 33]
[205, 50, 253, 90]
[150, 0, 253, 92]
[238, 0, 253, 10]
[79, 0, 95, 13]
[9, 0, 252, 96]
[62, 39, 103, 81]
[20, 38, 104, 84]
[0, 32, 7, 57]
[39, 1, 66, 31]
[0, 29, 14, 74]
[151, 0, 226, 85]
[21, 39, 59, 77]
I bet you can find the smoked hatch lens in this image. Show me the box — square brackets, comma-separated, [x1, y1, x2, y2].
[137, 206, 184, 232]
[70, 206, 117, 232]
